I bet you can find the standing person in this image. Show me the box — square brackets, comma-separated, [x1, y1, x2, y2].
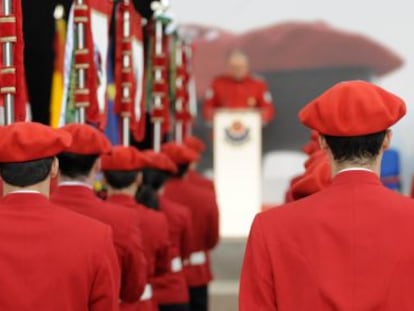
[203, 50, 275, 124]
[0, 122, 120, 311]
[239, 81, 414, 310]
[102, 146, 170, 311]
[50, 124, 147, 305]
[137, 150, 193, 311]
[162, 142, 220, 311]
[184, 136, 215, 192]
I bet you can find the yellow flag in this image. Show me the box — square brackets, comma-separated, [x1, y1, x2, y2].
[50, 5, 66, 128]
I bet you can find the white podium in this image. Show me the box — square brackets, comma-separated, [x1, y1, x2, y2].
[213, 109, 262, 238]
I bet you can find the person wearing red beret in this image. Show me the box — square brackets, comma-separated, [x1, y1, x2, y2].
[50, 124, 148, 306]
[240, 80, 414, 310]
[203, 50, 275, 124]
[136, 150, 193, 311]
[184, 136, 215, 192]
[0, 122, 120, 311]
[162, 142, 220, 311]
[102, 146, 171, 311]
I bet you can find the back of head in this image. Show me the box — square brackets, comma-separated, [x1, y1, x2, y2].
[299, 81, 406, 173]
[0, 122, 71, 191]
[103, 170, 139, 190]
[0, 158, 54, 187]
[142, 168, 170, 191]
[58, 153, 99, 179]
[323, 131, 387, 167]
[58, 123, 111, 180]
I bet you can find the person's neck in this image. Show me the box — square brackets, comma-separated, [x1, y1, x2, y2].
[59, 175, 93, 186]
[107, 184, 138, 197]
[3, 180, 50, 198]
[332, 160, 381, 177]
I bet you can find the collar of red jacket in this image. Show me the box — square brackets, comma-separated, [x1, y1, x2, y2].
[107, 193, 136, 207]
[55, 184, 96, 199]
[0, 192, 51, 208]
[332, 170, 381, 186]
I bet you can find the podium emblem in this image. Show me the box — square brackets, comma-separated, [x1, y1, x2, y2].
[225, 120, 251, 145]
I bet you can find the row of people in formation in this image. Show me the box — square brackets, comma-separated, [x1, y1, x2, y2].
[0, 122, 219, 311]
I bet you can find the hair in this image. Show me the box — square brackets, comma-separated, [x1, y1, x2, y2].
[58, 152, 99, 179]
[135, 184, 159, 211]
[0, 157, 54, 187]
[323, 131, 387, 165]
[103, 170, 139, 189]
[176, 163, 190, 178]
[142, 168, 170, 191]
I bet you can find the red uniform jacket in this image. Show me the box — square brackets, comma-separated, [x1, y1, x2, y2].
[187, 170, 215, 192]
[203, 75, 275, 123]
[0, 192, 120, 311]
[151, 196, 193, 305]
[108, 194, 170, 311]
[51, 184, 147, 304]
[240, 171, 414, 311]
[164, 178, 220, 287]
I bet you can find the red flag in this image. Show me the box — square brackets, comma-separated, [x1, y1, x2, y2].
[0, 0, 28, 122]
[62, 0, 112, 129]
[114, 2, 146, 141]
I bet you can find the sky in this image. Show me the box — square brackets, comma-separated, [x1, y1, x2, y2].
[172, 0, 414, 192]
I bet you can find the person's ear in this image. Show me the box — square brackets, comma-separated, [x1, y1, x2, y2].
[93, 158, 101, 175]
[382, 130, 392, 150]
[319, 135, 329, 151]
[50, 157, 59, 179]
[136, 172, 143, 186]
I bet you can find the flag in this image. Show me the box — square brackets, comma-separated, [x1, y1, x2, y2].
[114, 2, 146, 142]
[146, 18, 172, 137]
[0, 0, 28, 123]
[60, 0, 113, 129]
[49, 5, 66, 128]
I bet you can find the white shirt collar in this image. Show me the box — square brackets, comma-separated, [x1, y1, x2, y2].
[9, 190, 41, 194]
[337, 167, 375, 175]
[58, 181, 93, 189]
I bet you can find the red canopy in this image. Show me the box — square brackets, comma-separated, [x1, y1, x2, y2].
[188, 21, 404, 98]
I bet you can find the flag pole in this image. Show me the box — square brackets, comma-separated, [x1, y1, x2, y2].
[174, 39, 184, 144]
[153, 16, 163, 152]
[184, 41, 195, 137]
[2, 0, 15, 124]
[151, 0, 169, 152]
[74, 0, 86, 124]
[121, 0, 131, 147]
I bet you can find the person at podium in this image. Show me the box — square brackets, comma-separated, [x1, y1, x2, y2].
[202, 50, 276, 124]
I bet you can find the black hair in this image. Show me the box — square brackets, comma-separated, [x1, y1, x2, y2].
[176, 163, 190, 178]
[323, 131, 387, 164]
[135, 184, 159, 210]
[103, 170, 139, 189]
[0, 157, 54, 187]
[142, 168, 170, 191]
[58, 152, 99, 179]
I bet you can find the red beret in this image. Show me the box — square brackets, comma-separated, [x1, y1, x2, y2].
[144, 150, 178, 174]
[101, 146, 150, 171]
[299, 80, 406, 136]
[61, 123, 112, 155]
[162, 142, 199, 165]
[302, 140, 320, 155]
[184, 136, 206, 153]
[0, 122, 72, 163]
[291, 159, 331, 200]
[304, 150, 328, 170]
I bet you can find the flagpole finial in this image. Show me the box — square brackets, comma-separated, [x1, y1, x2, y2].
[54, 5, 65, 20]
